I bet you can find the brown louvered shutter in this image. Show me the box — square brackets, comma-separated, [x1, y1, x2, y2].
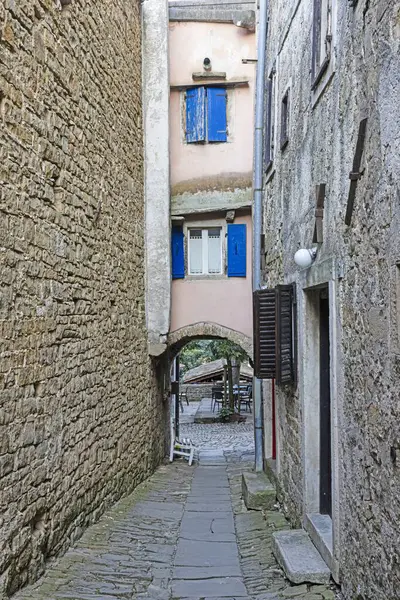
[253, 289, 276, 379]
[276, 284, 296, 385]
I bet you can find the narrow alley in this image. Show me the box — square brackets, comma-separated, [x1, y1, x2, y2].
[1, 0, 399, 599]
[13, 451, 337, 600]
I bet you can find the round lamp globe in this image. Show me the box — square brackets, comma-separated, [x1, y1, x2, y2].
[294, 248, 315, 269]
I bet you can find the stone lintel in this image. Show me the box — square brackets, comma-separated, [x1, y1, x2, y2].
[171, 79, 249, 91]
[192, 71, 227, 80]
[169, 3, 255, 24]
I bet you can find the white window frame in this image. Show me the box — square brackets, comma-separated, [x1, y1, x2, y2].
[311, 0, 337, 106]
[188, 228, 223, 276]
[312, 0, 332, 87]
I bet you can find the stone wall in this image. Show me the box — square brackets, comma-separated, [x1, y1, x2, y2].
[262, 0, 400, 597]
[0, 0, 166, 596]
[182, 383, 214, 402]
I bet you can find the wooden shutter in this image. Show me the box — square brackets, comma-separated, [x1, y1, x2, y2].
[253, 289, 276, 379]
[186, 87, 206, 143]
[276, 284, 296, 385]
[171, 226, 185, 279]
[207, 87, 227, 142]
[227, 224, 246, 277]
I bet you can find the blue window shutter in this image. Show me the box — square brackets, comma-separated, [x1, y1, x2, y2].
[207, 87, 227, 142]
[171, 226, 185, 279]
[227, 224, 246, 277]
[186, 87, 206, 143]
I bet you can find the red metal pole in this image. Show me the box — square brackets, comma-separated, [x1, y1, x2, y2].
[272, 379, 276, 460]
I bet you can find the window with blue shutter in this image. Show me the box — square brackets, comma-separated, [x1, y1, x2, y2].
[186, 87, 206, 143]
[227, 224, 246, 277]
[185, 86, 227, 144]
[207, 87, 227, 142]
[171, 226, 185, 279]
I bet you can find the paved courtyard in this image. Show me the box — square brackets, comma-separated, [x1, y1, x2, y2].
[13, 448, 339, 600]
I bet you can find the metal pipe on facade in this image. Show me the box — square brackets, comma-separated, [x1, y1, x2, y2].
[252, 0, 269, 472]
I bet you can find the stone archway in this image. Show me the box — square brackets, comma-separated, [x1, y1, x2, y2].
[168, 322, 253, 361]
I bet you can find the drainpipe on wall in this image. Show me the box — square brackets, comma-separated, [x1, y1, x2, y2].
[252, 0, 269, 472]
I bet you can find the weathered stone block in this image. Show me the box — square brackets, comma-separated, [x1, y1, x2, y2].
[272, 530, 330, 585]
[242, 471, 276, 510]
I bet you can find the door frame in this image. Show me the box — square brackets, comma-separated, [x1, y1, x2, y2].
[297, 258, 342, 583]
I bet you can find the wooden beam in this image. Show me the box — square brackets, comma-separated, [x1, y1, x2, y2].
[345, 118, 368, 226]
[313, 183, 326, 243]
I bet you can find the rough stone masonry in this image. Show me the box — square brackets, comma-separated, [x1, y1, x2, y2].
[262, 1, 400, 599]
[0, 0, 166, 596]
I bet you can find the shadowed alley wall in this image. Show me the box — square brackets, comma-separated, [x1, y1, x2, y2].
[0, 0, 166, 595]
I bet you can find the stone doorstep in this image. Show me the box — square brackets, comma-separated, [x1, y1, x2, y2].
[272, 530, 331, 585]
[304, 513, 333, 573]
[241, 471, 276, 511]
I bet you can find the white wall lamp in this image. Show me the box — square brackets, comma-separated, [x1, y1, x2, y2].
[294, 247, 317, 269]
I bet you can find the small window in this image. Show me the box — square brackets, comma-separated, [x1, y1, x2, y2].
[281, 89, 290, 150]
[312, 0, 332, 88]
[188, 228, 222, 275]
[264, 68, 276, 170]
[186, 87, 227, 144]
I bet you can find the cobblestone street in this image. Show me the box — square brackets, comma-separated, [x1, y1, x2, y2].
[13, 440, 338, 600]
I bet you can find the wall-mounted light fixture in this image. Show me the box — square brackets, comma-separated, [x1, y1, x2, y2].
[203, 58, 212, 72]
[294, 248, 317, 269]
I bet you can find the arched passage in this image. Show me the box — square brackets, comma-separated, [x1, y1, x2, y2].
[168, 322, 253, 361]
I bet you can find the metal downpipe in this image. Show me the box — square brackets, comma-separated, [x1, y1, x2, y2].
[253, 0, 269, 472]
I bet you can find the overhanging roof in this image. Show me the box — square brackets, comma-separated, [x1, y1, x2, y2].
[182, 358, 253, 383]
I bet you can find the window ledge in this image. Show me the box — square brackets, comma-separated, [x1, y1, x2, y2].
[171, 79, 249, 91]
[184, 274, 228, 281]
[311, 55, 330, 91]
[311, 59, 336, 109]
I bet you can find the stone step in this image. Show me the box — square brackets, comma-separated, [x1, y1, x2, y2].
[272, 529, 331, 585]
[241, 471, 276, 510]
[305, 513, 333, 572]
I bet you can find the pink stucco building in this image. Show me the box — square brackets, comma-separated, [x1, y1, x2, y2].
[168, 1, 256, 354]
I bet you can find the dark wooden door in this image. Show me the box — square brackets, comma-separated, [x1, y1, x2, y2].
[272, 379, 277, 460]
[319, 291, 332, 516]
[171, 356, 180, 439]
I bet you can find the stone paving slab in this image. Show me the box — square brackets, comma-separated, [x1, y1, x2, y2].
[173, 565, 242, 579]
[177, 597, 251, 600]
[185, 502, 230, 512]
[172, 577, 248, 597]
[174, 539, 240, 567]
[180, 513, 235, 534]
